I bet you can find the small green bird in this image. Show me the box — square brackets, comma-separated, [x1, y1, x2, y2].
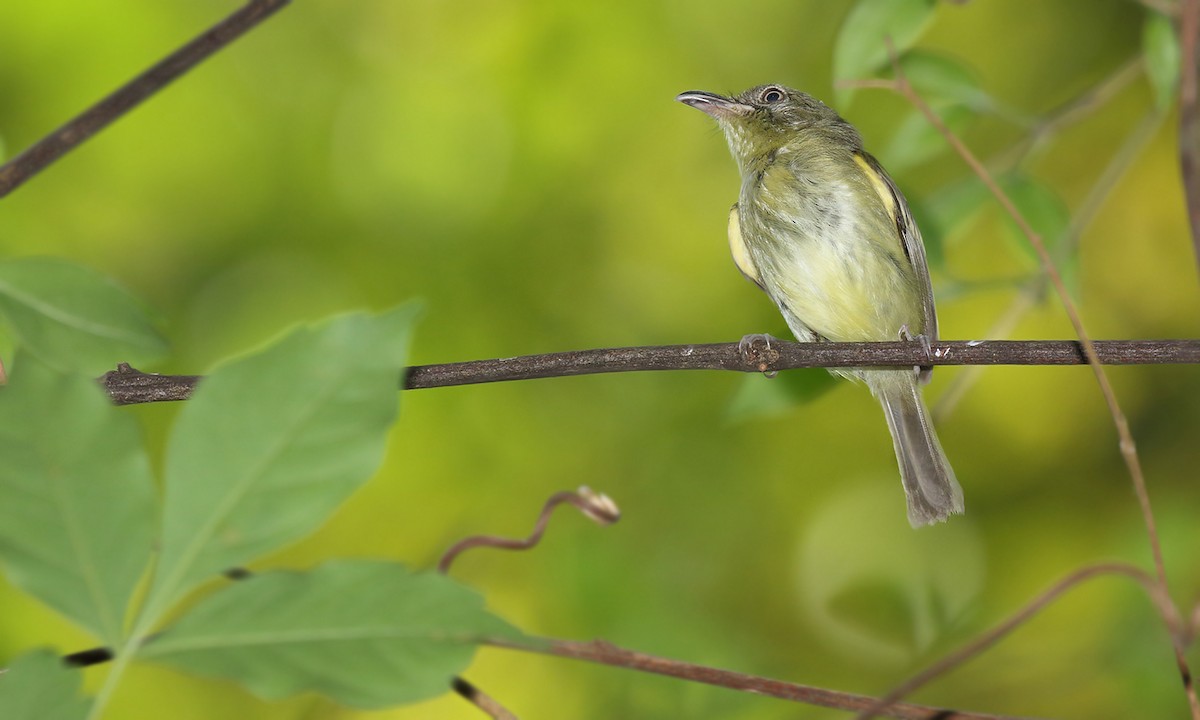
[678, 84, 963, 527]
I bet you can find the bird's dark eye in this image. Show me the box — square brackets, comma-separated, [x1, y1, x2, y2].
[760, 87, 785, 103]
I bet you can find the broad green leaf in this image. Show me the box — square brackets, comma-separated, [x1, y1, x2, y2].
[796, 484, 983, 663]
[726, 369, 839, 424]
[999, 174, 1069, 263]
[0, 649, 92, 720]
[833, 0, 937, 106]
[0, 257, 166, 374]
[896, 51, 991, 110]
[919, 176, 989, 242]
[0, 355, 154, 646]
[880, 103, 974, 173]
[141, 561, 524, 708]
[1143, 12, 1180, 112]
[145, 306, 419, 615]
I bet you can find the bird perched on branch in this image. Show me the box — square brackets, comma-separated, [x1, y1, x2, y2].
[677, 84, 962, 527]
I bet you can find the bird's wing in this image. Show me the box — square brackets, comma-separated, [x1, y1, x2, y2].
[852, 151, 938, 344]
[727, 203, 766, 290]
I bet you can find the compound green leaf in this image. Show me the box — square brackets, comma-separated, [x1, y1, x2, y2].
[146, 305, 419, 615]
[0, 257, 165, 374]
[0, 649, 92, 720]
[142, 561, 523, 708]
[0, 355, 154, 646]
[834, 0, 937, 106]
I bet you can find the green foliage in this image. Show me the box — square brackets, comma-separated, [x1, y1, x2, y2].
[2, 2, 1196, 719]
[880, 103, 975, 173]
[895, 51, 991, 111]
[146, 305, 420, 614]
[0, 257, 165, 374]
[0, 305, 525, 715]
[797, 484, 984, 663]
[877, 53, 988, 172]
[0, 650, 91, 720]
[915, 176, 990, 256]
[1143, 11, 1180, 113]
[833, 0, 937, 105]
[0, 355, 154, 647]
[726, 368, 838, 424]
[1000, 173, 1070, 261]
[142, 562, 524, 708]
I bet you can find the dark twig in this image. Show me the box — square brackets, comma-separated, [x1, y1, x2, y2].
[0, 0, 291, 199]
[1181, 0, 1200, 274]
[857, 563, 1171, 720]
[97, 340, 1200, 405]
[438, 487, 619, 574]
[452, 677, 519, 720]
[489, 637, 1035, 720]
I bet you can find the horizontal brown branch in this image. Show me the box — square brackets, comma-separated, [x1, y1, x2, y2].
[99, 339, 1200, 406]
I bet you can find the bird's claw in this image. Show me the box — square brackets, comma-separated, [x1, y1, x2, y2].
[738, 333, 781, 375]
[899, 325, 934, 380]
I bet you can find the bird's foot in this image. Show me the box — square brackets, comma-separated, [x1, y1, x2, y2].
[898, 325, 933, 380]
[738, 333, 781, 376]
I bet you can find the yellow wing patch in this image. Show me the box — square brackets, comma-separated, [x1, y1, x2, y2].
[727, 204, 762, 287]
[853, 153, 898, 227]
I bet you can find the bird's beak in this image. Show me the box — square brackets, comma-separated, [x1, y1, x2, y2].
[676, 90, 752, 120]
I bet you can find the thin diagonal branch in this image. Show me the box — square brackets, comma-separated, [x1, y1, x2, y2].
[0, 0, 291, 199]
[489, 637, 1035, 720]
[96, 340, 1200, 405]
[880, 43, 1199, 720]
[1181, 0, 1200, 273]
[935, 107, 1165, 421]
[857, 562, 1173, 720]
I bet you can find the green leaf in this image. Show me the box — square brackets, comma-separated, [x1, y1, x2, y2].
[796, 484, 984, 663]
[999, 174, 1069, 263]
[880, 103, 974, 173]
[0, 649, 92, 720]
[1143, 12, 1180, 112]
[895, 51, 991, 110]
[0, 355, 154, 646]
[141, 561, 524, 708]
[726, 369, 839, 424]
[919, 176, 989, 241]
[145, 305, 420, 615]
[0, 257, 166, 374]
[833, 0, 937, 106]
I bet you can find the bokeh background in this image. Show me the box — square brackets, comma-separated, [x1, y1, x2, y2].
[1, 0, 1198, 718]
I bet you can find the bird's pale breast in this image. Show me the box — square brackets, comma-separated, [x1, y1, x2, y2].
[738, 151, 924, 343]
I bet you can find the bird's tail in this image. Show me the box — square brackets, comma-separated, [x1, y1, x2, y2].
[871, 372, 964, 527]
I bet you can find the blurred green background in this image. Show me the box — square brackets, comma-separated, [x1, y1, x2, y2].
[1, 0, 1198, 717]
